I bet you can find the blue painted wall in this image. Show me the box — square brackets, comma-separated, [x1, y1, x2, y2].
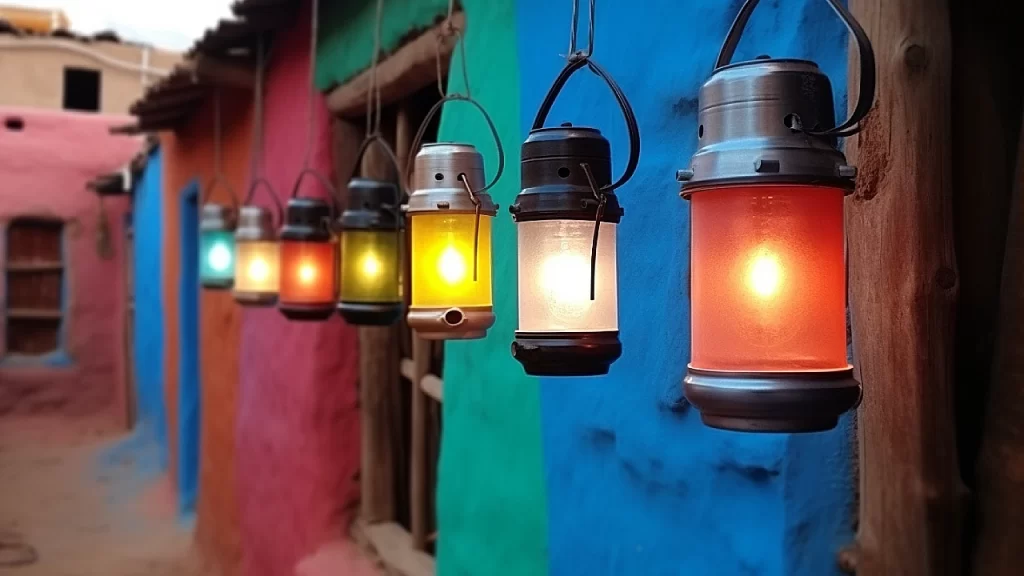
[178, 180, 201, 516]
[133, 148, 168, 470]
[515, 1, 854, 574]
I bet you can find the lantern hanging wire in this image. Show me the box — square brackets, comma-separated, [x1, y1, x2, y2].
[243, 33, 284, 220]
[202, 88, 240, 212]
[348, 0, 404, 275]
[534, 0, 640, 300]
[406, 4, 505, 282]
[288, 0, 339, 208]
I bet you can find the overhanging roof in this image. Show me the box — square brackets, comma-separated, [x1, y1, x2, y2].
[119, 0, 297, 133]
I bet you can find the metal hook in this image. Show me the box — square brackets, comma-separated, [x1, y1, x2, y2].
[580, 163, 605, 301]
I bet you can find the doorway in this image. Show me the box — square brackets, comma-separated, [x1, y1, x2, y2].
[177, 181, 201, 517]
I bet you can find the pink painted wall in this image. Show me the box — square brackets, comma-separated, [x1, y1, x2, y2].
[235, 2, 362, 575]
[0, 107, 140, 429]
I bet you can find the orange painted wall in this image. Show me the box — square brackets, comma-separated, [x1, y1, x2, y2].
[160, 89, 251, 576]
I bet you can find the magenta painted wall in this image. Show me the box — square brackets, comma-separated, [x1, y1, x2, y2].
[0, 107, 139, 429]
[234, 2, 363, 575]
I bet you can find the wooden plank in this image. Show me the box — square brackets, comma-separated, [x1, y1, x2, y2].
[410, 336, 430, 550]
[6, 308, 62, 320]
[180, 55, 255, 89]
[400, 358, 443, 403]
[5, 262, 63, 272]
[325, 14, 465, 118]
[352, 519, 435, 576]
[846, 1, 962, 575]
[972, 113, 1024, 576]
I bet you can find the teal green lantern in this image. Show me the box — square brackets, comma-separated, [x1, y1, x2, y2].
[200, 200, 238, 290]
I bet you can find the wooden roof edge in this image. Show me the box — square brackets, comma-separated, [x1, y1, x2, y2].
[326, 13, 465, 118]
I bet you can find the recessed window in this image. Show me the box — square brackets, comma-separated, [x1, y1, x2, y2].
[63, 67, 101, 112]
[5, 218, 65, 357]
[4, 117, 24, 131]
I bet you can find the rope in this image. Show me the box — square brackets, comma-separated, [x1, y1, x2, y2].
[248, 34, 266, 183]
[302, 0, 321, 172]
[366, 0, 384, 137]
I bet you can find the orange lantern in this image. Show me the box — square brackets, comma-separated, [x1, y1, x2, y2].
[677, 0, 875, 432]
[277, 171, 338, 321]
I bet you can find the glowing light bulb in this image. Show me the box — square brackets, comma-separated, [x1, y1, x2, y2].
[438, 245, 466, 285]
[298, 262, 317, 285]
[208, 243, 232, 272]
[361, 252, 382, 279]
[747, 250, 783, 298]
[539, 250, 591, 312]
[247, 257, 270, 282]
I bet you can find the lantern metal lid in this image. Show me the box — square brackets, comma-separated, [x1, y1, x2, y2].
[280, 197, 332, 242]
[201, 203, 237, 232]
[342, 177, 402, 230]
[678, 58, 856, 194]
[405, 143, 498, 216]
[512, 125, 623, 223]
[236, 205, 275, 241]
[677, 0, 876, 433]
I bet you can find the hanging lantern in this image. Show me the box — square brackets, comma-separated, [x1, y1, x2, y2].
[233, 182, 281, 306]
[406, 142, 498, 339]
[277, 171, 338, 321]
[337, 174, 403, 325]
[510, 42, 640, 376]
[677, 0, 875, 432]
[199, 203, 237, 290]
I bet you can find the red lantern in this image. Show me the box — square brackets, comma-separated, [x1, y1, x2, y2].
[277, 171, 338, 321]
[677, 0, 875, 432]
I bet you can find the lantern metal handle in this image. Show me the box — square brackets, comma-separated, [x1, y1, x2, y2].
[243, 177, 285, 227]
[201, 174, 240, 210]
[531, 56, 641, 193]
[289, 167, 340, 225]
[715, 0, 876, 138]
[404, 93, 506, 195]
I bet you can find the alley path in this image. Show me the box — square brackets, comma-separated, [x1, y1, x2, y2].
[0, 419, 207, 576]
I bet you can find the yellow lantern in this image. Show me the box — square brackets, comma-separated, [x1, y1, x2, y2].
[233, 180, 283, 306]
[405, 143, 498, 340]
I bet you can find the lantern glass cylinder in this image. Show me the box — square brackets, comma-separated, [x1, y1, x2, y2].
[200, 229, 235, 286]
[410, 213, 492, 308]
[690, 184, 847, 371]
[517, 219, 616, 332]
[340, 230, 401, 303]
[235, 241, 280, 296]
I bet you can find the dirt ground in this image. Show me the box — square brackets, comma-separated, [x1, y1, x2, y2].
[0, 418, 209, 576]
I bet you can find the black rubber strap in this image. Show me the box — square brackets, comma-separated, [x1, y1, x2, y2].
[531, 56, 640, 192]
[405, 94, 505, 194]
[201, 174, 240, 209]
[289, 167, 339, 219]
[243, 177, 284, 227]
[715, 0, 875, 137]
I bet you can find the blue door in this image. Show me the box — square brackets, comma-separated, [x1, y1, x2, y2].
[178, 181, 201, 517]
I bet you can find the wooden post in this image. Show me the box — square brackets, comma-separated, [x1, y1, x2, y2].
[971, 115, 1024, 576]
[340, 112, 404, 524]
[846, 1, 962, 574]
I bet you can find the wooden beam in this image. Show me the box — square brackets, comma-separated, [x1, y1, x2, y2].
[972, 114, 1024, 576]
[326, 14, 465, 118]
[846, 1, 962, 575]
[180, 55, 254, 90]
[400, 358, 443, 403]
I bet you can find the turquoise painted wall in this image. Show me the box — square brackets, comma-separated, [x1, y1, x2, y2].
[319, 1, 855, 575]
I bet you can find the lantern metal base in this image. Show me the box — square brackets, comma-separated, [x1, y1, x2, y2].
[279, 302, 336, 322]
[233, 291, 278, 307]
[683, 366, 861, 433]
[201, 278, 233, 290]
[511, 331, 621, 376]
[407, 306, 494, 340]
[338, 301, 404, 326]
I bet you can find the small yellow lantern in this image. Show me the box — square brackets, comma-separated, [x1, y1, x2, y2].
[233, 180, 283, 306]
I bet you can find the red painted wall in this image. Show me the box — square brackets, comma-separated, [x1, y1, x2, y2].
[235, 2, 362, 575]
[0, 107, 138, 429]
[160, 92, 251, 576]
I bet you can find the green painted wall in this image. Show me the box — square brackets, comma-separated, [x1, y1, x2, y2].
[316, 0, 449, 90]
[431, 2, 548, 575]
[316, 2, 549, 575]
